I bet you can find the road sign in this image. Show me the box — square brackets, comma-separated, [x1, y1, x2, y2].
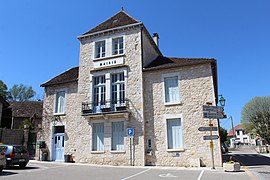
[203, 105, 224, 112]
[203, 112, 224, 119]
[198, 126, 218, 131]
[203, 135, 219, 140]
[127, 128, 134, 137]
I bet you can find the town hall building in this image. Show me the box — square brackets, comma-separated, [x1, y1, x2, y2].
[39, 10, 222, 167]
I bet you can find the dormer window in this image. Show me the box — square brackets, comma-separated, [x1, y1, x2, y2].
[95, 40, 106, 58]
[112, 37, 124, 55]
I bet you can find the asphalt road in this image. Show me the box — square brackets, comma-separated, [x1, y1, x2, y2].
[0, 160, 251, 180]
[223, 145, 270, 180]
[2, 146, 269, 180]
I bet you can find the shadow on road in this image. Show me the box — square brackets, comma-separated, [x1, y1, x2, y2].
[5, 166, 40, 170]
[0, 171, 18, 176]
[223, 154, 270, 166]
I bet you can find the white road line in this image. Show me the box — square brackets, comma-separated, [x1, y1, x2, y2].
[197, 170, 204, 180]
[121, 168, 151, 180]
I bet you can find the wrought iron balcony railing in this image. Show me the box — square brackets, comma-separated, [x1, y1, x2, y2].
[82, 99, 129, 115]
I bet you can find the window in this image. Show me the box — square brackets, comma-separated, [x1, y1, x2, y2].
[164, 76, 180, 103]
[111, 72, 125, 105]
[112, 37, 124, 55]
[92, 123, 104, 151]
[167, 118, 183, 149]
[93, 76, 106, 112]
[112, 122, 124, 151]
[95, 41, 105, 58]
[55, 91, 65, 114]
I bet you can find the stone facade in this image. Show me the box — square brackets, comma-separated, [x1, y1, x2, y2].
[39, 10, 222, 167]
[143, 64, 221, 167]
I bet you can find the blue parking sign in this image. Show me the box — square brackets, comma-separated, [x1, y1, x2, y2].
[127, 128, 134, 137]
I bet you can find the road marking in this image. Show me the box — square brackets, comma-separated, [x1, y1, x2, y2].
[197, 170, 204, 180]
[244, 166, 258, 180]
[159, 173, 178, 178]
[121, 168, 151, 180]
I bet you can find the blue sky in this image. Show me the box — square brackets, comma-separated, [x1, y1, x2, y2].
[1, 0, 270, 131]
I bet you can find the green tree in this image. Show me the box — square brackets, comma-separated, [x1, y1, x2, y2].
[219, 126, 228, 144]
[241, 96, 270, 143]
[9, 84, 36, 101]
[0, 80, 9, 99]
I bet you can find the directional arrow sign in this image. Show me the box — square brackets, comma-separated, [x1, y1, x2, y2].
[203, 112, 224, 119]
[203, 105, 224, 112]
[198, 127, 218, 131]
[203, 135, 219, 140]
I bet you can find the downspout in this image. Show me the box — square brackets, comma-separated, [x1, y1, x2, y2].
[140, 26, 146, 166]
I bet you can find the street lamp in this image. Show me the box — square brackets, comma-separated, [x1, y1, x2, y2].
[219, 95, 226, 107]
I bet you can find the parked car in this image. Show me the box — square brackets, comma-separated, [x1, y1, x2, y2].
[0, 149, 6, 172]
[0, 145, 29, 168]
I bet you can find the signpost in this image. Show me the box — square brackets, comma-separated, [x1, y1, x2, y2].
[198, 126, 218, 131]
[203, 135, 219, 140]
[201, 104, 225, 169]
[127, 128, 134, 166]
[203, 105, 225, 119]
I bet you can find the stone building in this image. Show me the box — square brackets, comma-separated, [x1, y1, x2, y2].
[40, 10, 222, 167]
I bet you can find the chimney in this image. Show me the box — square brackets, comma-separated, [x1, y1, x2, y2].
[152, 33, 159, 47]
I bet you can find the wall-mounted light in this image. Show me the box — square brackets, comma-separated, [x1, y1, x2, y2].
[219, 95, 226, 107]
[52, 115, 60, 126]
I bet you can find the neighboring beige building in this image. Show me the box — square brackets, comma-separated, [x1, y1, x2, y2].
[39, 10, 222, 167]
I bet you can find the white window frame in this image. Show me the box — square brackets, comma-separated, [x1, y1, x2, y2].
[111, 121, 125, 151]
[92, 122, 105, 152]
[54, 89, 66, 115]
[111, 72, 125, 106]
[95, 40, 106, 59]
[93, 75, 106, 112]
[112, 37, 124, 55]
[162, 72, 181, 105]
[164, 114, 184, 151]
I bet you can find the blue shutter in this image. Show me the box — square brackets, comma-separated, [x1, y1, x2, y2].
[112, 122, 124, 150]
[93, 123, 104, 151]
[167, 119, 182, 149]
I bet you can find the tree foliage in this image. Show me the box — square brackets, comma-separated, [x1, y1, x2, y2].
[0, 80, 9, 99]
[219, 126, 228, 144]
[9, 84, 36, 101]
[241, 96, 270, 142]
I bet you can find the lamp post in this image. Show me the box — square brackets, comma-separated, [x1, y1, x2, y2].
[218, 95, 226, 167]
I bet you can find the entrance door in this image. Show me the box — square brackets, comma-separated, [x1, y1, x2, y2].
[53, 133, 64, 161]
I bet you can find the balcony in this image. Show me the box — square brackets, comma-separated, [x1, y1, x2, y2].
[82, 99, 129, 119]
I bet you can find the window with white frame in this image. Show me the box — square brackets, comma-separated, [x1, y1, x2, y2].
[111, 72, 125, 105]
[111, 122, 124, 151]
[112, 37, 124, 55]
[92, 123, 104, 151]
[167, 118, 183, 149]
[55, 91, 65, 114]
[95, 40, 106, 58]
[164, 76, 180, 103]
[93, 76, 106, 110]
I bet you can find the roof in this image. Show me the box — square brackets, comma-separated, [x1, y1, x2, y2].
[9, 101, 43, 118]
[41, 67, 79, 87]
[81, 10, 141, 36]
[144, 56, 216, 71]
[227, 124, 243, 137]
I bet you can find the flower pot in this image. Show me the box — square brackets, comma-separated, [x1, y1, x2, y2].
[223, 162, 241, 172]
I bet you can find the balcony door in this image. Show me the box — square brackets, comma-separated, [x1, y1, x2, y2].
[93, 75, 106, 113]
[111, 72, 125, 110]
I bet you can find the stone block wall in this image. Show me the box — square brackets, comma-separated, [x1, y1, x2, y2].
[143, 63, 222, 167]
